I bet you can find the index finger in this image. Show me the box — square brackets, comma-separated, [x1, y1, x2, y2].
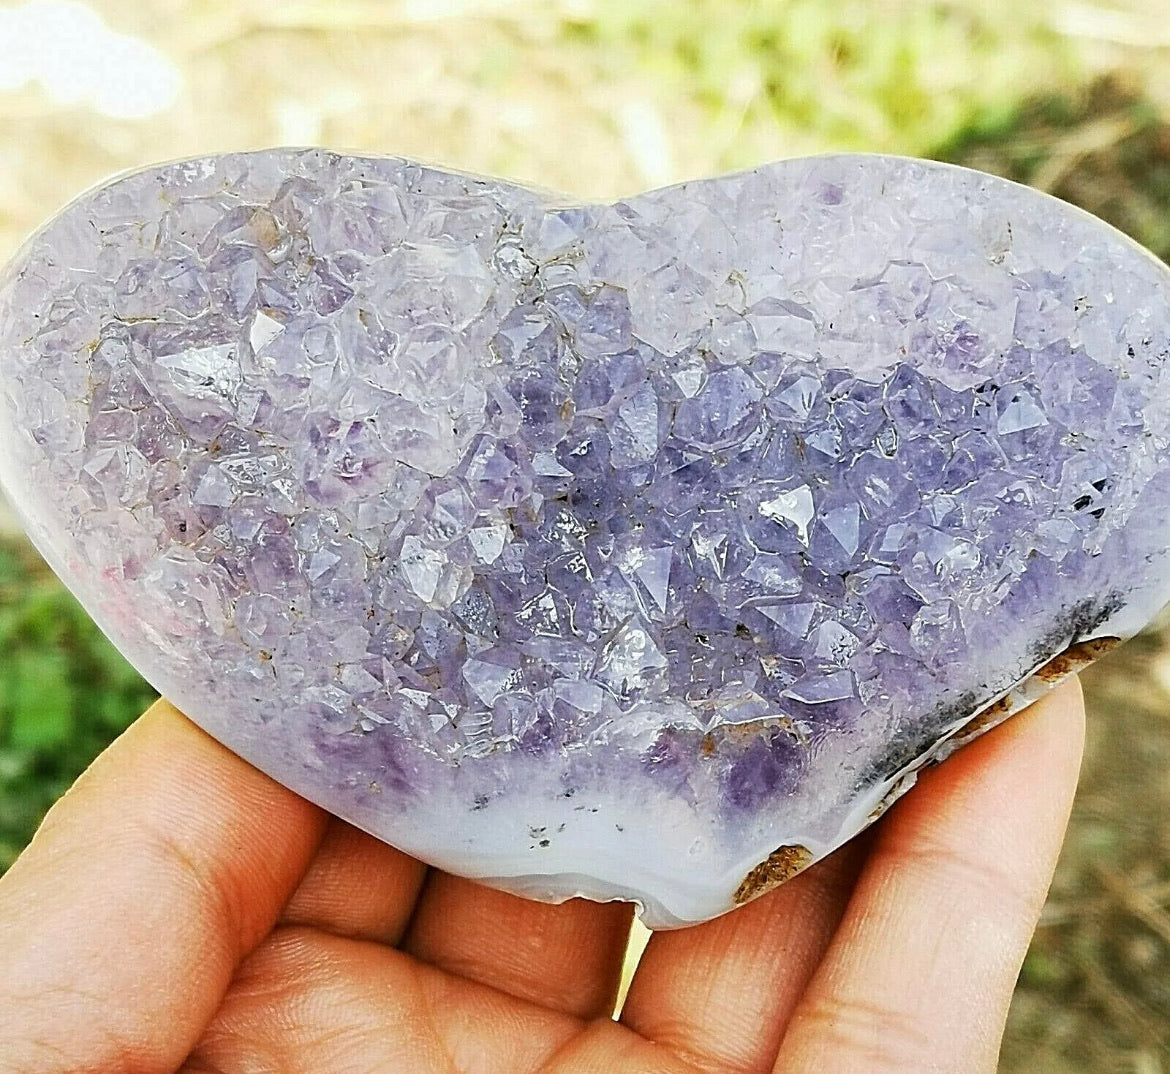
[0, 699, 328, 1074]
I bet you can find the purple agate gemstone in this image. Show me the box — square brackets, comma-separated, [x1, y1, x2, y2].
[1, 150, 1168, 925]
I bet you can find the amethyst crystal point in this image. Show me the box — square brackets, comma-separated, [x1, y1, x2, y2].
[2, 151, 1169, 926]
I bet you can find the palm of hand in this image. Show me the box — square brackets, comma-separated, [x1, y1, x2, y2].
[1, 688, 1082, 1074]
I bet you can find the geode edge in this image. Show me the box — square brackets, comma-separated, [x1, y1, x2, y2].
[1, 149, 1168, 926]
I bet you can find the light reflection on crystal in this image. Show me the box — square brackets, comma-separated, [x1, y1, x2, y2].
[759, 486, 816, 545]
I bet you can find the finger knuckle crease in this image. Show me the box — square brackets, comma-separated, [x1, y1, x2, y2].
[795, 993, 935, 1069]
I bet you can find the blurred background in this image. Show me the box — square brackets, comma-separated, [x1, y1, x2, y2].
[1, 0, 1168, 1068]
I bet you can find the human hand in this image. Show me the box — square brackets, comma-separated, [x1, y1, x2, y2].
[0, 680, 1083, 1073]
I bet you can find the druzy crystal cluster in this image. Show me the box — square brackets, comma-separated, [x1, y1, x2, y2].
[1, 151, 1169, 925]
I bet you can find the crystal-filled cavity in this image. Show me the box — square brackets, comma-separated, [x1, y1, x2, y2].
[1, 151, 1169, 926]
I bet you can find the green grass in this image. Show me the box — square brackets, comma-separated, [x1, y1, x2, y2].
[0, 537, 156, 869]
[562, 0, 1081, 164]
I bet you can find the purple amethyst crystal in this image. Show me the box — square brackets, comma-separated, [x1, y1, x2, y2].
[1, 151, 1168, 926]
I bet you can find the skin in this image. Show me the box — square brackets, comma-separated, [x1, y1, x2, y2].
[0, 678, 1084, 1074]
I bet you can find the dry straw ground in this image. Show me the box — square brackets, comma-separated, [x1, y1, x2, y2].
[0, 1, 1168, 1069]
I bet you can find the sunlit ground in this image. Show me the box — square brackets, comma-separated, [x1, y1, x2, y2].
[0, 0, 180, 117]
[1, 2, 1169, 1070]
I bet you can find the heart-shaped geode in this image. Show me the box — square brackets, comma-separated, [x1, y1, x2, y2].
[1, 151, 1168, 926]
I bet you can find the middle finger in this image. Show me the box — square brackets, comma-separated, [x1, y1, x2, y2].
[279, 817, 428, 945]
[403, 873, 636, 1019]
[620, 838, 865, 1074]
